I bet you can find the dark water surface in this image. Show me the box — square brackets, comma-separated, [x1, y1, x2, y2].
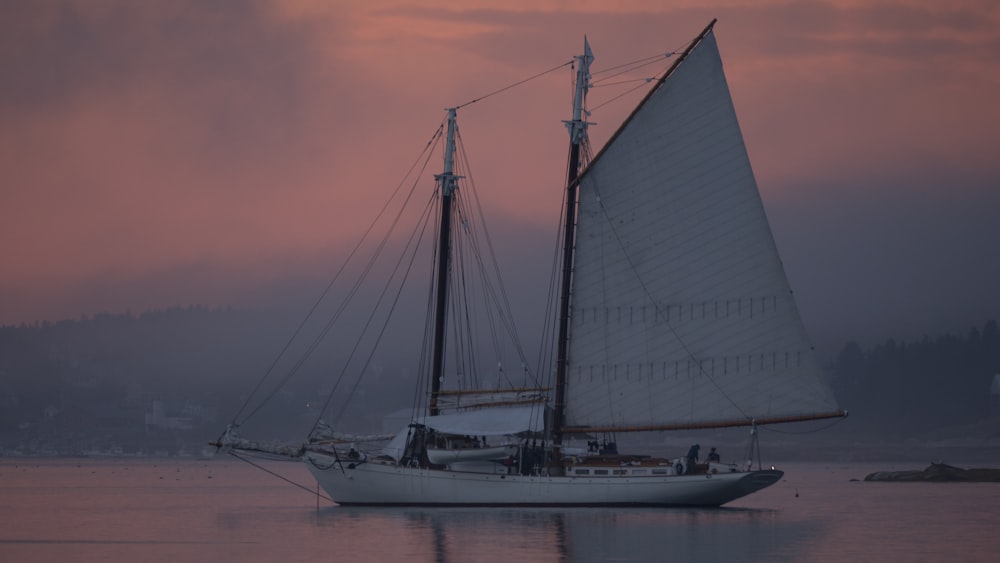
[2, 458, 998, 561]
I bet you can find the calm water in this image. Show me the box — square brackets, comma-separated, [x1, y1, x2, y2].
[2, 457, 998, 562]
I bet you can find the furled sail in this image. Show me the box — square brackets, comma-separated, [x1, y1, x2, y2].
[564, 29, 843, 432]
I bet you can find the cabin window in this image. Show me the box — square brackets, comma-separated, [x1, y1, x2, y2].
[574, 469, 591, 475]
[594, 469, 609, 475]
[631, 469, 648, 475]
[652, 469, 668, 475]
[613, 469, 628, 475]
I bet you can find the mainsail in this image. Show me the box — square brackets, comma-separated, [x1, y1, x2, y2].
[564, 27, 842, 432]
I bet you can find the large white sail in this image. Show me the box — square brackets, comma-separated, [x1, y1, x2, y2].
[564, 30, 841, 431]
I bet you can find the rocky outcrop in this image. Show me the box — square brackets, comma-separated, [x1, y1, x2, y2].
[865, 462, 1000, 482]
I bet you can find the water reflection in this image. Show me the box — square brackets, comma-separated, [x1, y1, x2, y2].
[313, 506, 822, 562]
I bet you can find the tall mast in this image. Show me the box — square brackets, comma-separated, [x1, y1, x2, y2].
[429, 108, 459, 416]
[552, 39, 593, 452]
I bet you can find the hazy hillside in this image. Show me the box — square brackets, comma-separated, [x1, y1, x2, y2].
[1, 308, 998, 457]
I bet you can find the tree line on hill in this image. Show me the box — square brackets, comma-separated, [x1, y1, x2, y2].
[0, 306, 414, 452]
[831, 320, 999, 435]
[1, 308, 998, 452]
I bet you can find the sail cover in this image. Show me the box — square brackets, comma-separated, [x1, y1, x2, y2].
[564, 30, 841, 431]
[416, 405, 546, 436]
[381, 406, 545, 459]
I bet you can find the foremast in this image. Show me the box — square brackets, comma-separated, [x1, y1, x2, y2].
[429, 108, 460, 416]
[552, 39, 594, 462]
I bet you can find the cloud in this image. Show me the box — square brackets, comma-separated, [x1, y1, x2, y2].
[1, 1, 366, 315]
[1, 0, 998, 348]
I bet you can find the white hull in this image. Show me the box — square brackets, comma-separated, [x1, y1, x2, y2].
[304, 452, 782, 507]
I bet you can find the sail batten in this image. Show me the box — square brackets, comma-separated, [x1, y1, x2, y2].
[564, 29, 842, 430]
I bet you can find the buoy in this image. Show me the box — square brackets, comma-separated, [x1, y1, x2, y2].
[795, 488, 799, 498]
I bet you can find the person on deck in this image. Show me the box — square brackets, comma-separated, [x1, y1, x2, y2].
[686, 444, 700, 474]
[707, 447, 720, 462]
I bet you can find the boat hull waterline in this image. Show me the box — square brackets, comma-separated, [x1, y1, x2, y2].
[304, 452, 782, 507]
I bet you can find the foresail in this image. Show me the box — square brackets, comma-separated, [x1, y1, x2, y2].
[564, 29, 842, 432]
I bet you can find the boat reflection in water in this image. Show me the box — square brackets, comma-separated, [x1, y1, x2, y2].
[313, 506, 819, 562]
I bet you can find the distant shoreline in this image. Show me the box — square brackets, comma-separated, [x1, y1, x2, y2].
[4, 442, 999, 467]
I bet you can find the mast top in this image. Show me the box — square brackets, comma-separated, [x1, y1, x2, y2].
[435, 108, 460, 197]
[564, 37, 594, 145]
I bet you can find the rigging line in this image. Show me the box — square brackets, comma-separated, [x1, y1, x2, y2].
[456, 203, 494, 391]
[538, 191, 565, 383]
[254, 126, 442, 425]
[412, 217, 439, 419]
[243, 126, 444, 425]
[454, 197, 514, 385]
[589, 79, 656, 112]
[456, 60, 573, 109]
[586, 177, 751, 421]
[228, 450, 335, 503]
[534, 123, 578, 393]
[233, 123, 445, 425]
[454, 128, 537, 383]
[591, 51, 675, 76]
[591, 56, 671, 86]
[332, 194, 433, 424]
[456, 259, 475, 391]
[451, 197, 487, 387]
[317, 190, 438, 428]
[593, 77, 656, 88]
[450, 187, 481, 391]
[467, 223, 528, 387]
[589, 35, 690, 79]
[458, 206, 514, 377]
[588, 50, 686, 113]
[328, 192, 442, 428]
[455, 192, 513, 389]
[449, 214, 473, 390]
[409, 185, 447, 420]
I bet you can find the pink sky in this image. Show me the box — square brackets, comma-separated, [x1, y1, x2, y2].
[2, 0, 998, 348]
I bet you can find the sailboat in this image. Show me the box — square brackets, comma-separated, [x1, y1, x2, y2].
[218, 20, 846, 507]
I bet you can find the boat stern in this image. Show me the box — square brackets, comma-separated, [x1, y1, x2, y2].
[737, 469, 784, 495]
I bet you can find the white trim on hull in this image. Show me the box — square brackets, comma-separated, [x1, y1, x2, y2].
[304, 452, 782, 507]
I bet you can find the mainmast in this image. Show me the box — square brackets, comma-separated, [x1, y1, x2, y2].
[552, 40, 593, 455]
[429, 108, 459, 416]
